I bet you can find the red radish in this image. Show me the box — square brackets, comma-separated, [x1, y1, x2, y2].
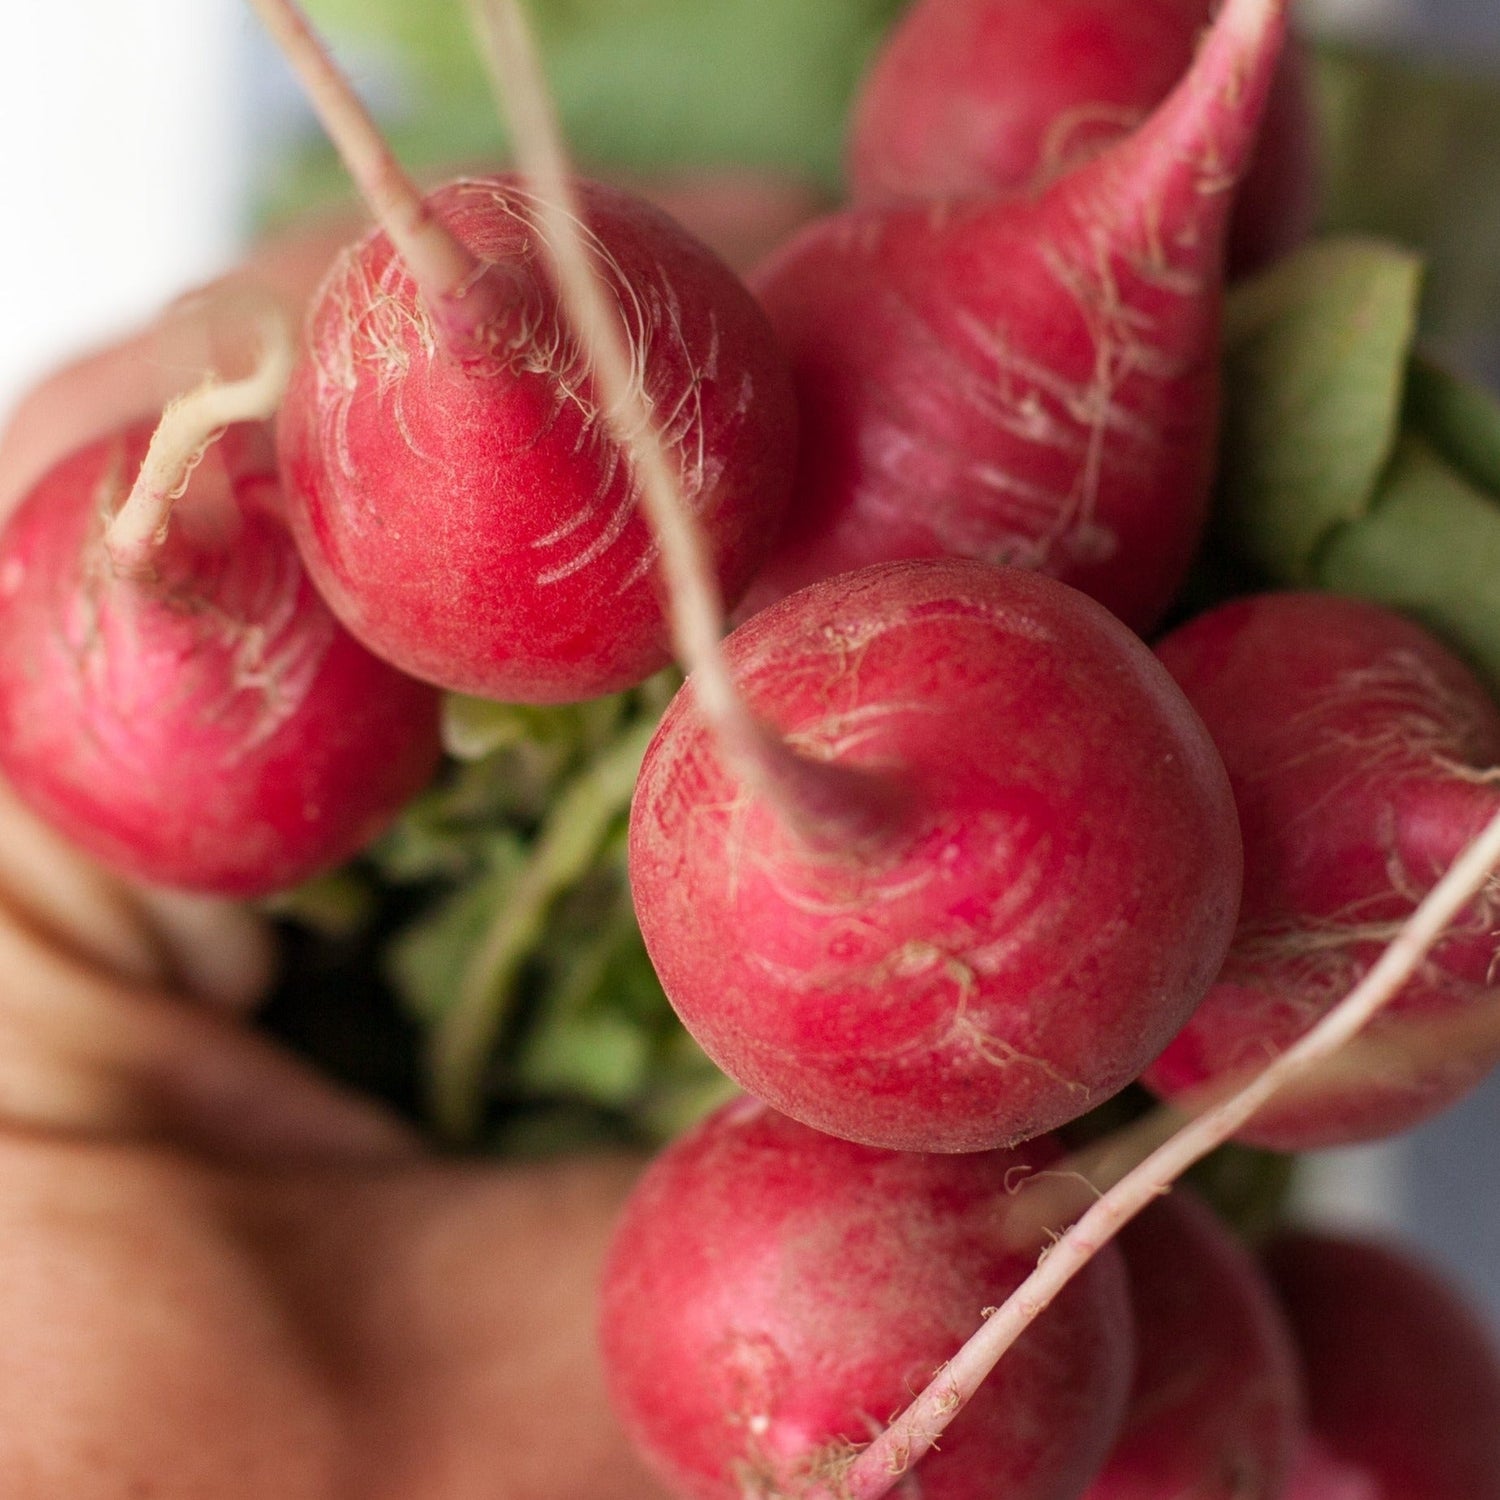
[600, 1097, 1134, 1500]
[1082, 1191, 1303, 1500]
[250, 0, 797, 704]
[1144, 592, 1500, 1150]
[1267, 1233, 1500, 1500]
[847, 0, 1320, 277]
[743, 0, 1288, 629]
[629, 558, 1242, 1152]
[0, 393, 442, 897]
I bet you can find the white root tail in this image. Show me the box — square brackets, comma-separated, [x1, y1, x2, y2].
[105, 317, 295, 578]
[466, 0, 747, 744]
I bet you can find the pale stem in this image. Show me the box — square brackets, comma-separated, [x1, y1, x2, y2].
[468, 2, 888, 858]
[243, 0, 508, 353]
[828, 803, 1500, 1500]
[467, 0, 743, 742]
[105, 319, 295, 578]
[429, 716, 658, 1143]
[467, 0, 905, 849]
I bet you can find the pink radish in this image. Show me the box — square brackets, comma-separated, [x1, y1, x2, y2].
[629, 558, 1243, 1152]
[1268, 1233, 1500, 1500]
[743, 0, 1288, 629]
[250, 0, 797, 704]
[1082, 1191, 1303, 1499]
[0, 365, 442, 897]
[1144, 592, 1500, 1150]
[600, 1097, 1134, 1500]
[847, 0, 1319, 277]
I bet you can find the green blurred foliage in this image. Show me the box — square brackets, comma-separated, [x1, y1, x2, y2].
[1317, 44, 1500, 369]
[272, 0, 904, 217]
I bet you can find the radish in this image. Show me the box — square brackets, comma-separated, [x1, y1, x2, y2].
[743, 0, 1288, 629]
[599, 1096, 1134, 1500]
[1081, 1191, 1303, 1499]
[0, 355, 443, 897]
[847, 0, 1319, 277]
[249, 0, 797, 704]
[629, 558, 1242, 1152]
[1267, 1233, 1500, 1500]
[1144, 592, 1500, 1150]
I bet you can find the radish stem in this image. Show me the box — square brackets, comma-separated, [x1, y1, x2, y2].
[105, 318, 294, 578]
[244, 0, 511, 359]
[429, 716, 658, 1143]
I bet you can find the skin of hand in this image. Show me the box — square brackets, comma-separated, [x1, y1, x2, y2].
[0, 888, 664, 1499]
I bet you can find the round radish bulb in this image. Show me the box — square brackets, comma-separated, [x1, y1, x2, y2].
[629, 559, 1243, 1153]
[278, 175, 797, 703]
[847, 0, 1319, 278]
[0, 420, 442, 897]
[1144, 592, 1500, 1150]
[1083, 1191, 1303, 1500]
[600, 1097, 1134, 1500]
[1267, 1233, 1500, 1500]
[742, 0, 1289, 627]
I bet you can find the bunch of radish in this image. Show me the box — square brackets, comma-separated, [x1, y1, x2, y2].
[1, 0, 1498, 1495]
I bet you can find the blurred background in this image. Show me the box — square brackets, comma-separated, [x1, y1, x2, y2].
[0, 0, 1497, 1324]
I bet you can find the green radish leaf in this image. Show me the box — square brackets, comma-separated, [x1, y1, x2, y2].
[1316, 44, 1500, 363]
[513, 1011, 654, 1107]
[384, 836, 530, 1024]
[298, 0, 904, 188]
[1404, 356, 1500, 499]
[261, 867, 378, 940]
[633, 1032, 740, 1145]
[1318, 433, 1500, 692]
[1217, 237, 1424, 581]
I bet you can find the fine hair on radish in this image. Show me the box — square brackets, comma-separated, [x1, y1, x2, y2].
[742, 0, 1291, 630]
[0, 328, 443, 897]
[248, 0, 798, 705]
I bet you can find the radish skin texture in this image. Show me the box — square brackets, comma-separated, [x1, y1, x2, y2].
[629, 559, 1243, 1152]
[278, 175, 798, 703]
[1268, 1233, 1500, 1500]
[599, 1098, 1134, 1500]
[1145, 593, 1500, 1149]
[847, 0, 1320, 277]
[743, 0, 1287, 629]
[0, 421, 442, 897]
[1082, 1191, 1303, 1500]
